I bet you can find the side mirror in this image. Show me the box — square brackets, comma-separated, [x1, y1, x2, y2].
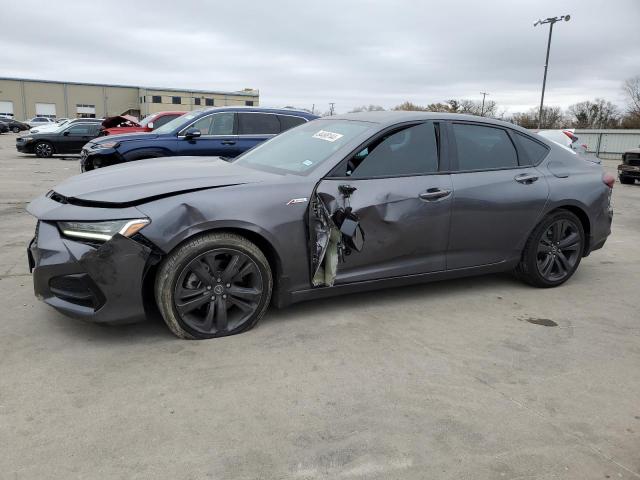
[63, 131, 70, 136]
[184, 128, 201, 139]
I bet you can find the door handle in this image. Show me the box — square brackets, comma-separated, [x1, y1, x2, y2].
[221, 140, 236, 145]
[419, 188, 451, 201]
[515, 173, 539, 184]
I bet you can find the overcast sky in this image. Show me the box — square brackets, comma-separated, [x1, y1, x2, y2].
[1, 0, 639, 114]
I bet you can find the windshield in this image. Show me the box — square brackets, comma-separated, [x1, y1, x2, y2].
[234, 119, 373, 175]
[153, 110, 204, 134]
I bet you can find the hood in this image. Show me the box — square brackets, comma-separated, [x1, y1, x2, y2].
[92, 132, 158, 144]
[101, 115, 141, 129]
[51, 156, 276, 206]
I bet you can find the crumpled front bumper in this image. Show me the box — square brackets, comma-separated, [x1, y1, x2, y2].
[29, 220, 153, 324]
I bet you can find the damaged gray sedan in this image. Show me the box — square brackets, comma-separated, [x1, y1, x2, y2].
[27, 112, 613, 339]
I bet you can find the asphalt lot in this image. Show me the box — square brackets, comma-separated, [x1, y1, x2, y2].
[0, 131, 638, 480]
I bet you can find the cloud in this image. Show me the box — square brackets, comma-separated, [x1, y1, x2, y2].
[1, 0, 638, 113]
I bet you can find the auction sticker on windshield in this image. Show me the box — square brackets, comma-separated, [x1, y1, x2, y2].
[312, 130, 344, 142]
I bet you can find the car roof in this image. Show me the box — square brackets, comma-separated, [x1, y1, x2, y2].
[326, 111, 532, 133]
[194, 106, 317, 118]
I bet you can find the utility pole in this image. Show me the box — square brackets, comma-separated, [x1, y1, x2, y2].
[534, 14, 570, 129]
[480, 92, 490, 116]
[311, 104, 315, 115]
[329, 103, 335, 116]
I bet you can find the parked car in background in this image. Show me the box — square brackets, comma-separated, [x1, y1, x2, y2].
[537, 129, 601, 164]
[27, 112, 613, 339]
[618, 147, 640, 185]
[30, 117, 102, 134]
[16, 121, 102, 157]
[0, 121, 9, 134]
[80, 106, 318, 171]
[100, 111, 185, 136]
[0, 116, 30, 133]
[26, 117, 56, 128]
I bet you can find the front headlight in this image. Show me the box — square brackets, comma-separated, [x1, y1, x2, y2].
[93, 141, 120, 150]
[58, 219, 150, 242]
[22, 136, 34, 142]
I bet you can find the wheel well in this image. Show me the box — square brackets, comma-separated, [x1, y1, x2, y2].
[139, 227, 283, 310]
[550, 205, 591, 254]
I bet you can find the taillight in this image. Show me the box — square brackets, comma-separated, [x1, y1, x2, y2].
[603, 173, 615, 189]
[563, 130, 577, 141]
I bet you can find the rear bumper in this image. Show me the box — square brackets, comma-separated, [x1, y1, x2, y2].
[29, 221, 152, 324]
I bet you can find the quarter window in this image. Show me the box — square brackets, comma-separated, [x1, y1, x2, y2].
[238, 113, 280, 135]
[278, 115, 306, 132]
[452, 123, 518, 171]
[512, 132, 549, 166]
[348, 122, 439, 178]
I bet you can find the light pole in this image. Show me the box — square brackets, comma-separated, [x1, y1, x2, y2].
[534, 15, 570, 129]
[480, 92, 489, 116]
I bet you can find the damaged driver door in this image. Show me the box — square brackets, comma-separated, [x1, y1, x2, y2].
[310, 121, 452, 286]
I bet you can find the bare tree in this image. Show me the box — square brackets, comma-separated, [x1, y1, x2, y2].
[623, 76, 640, 116]
[349, 105, 385, 113]
[392, 101, 429, 111]
[511, 106, 565, 129]
[567, 99, 620, 129]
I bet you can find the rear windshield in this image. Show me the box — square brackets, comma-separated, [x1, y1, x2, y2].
[234, 119, 373, 175]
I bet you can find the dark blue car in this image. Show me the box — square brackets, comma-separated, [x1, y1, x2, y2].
[80, 107, 318, 171]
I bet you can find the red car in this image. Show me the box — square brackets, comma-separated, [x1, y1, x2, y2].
[100, 111, 185, 136]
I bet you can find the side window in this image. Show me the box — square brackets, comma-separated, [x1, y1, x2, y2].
[238, 113, 280, 135]
[190, 115, 213, 134]
[65, 124, 92, 136]
[89, 124, 101, 135]
[512, 132, 549, 166]
[154, 114, 179, 128]
[349, 122, 439, 178]
[452, 123, 517, 171]
[210, 112, 235, 135]
[278, 115, 306, 132]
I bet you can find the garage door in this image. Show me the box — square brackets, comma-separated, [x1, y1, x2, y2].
[0, 101, 14, 118]
[35, 103, 56, 118]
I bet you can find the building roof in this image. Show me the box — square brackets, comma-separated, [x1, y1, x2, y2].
[0, 76, 258, 97]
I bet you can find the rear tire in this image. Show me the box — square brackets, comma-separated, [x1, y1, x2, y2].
[516, 210, 585, 288]
[619, 175, 635, 185]
[155, 232, 272, 339]
[34, 141, 54, 158]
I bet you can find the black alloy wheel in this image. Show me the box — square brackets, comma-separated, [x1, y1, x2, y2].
[12, 126, 20, 133]
[155, 232, 273, 339]
[516, 210, 585, 288]
[174, 249, 263, 335]
[536, 219, 582, 282]
[34, 141, 53, 158]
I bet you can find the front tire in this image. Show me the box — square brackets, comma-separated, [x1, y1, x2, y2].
[12, 126, 20, 133]
[34, 141, 54, 158]
[516, 210, 585, 288]
[155, 232, 272, 339]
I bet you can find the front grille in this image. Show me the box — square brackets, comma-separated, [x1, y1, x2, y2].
[49, 274, 104, 309]
[626, 153, 640, 166]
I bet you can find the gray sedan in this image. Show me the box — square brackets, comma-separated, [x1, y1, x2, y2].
[27, 112, 613, 339]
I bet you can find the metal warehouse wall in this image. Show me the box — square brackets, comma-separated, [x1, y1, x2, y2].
[574, 129, 640, 160]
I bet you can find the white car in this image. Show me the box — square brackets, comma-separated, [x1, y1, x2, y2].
[537, 129, 601, 164]
[29, 118, 102, 134]
[26, 117, 56, 128]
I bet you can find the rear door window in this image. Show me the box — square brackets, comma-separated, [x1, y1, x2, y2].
[65, 124, 92, 136]
[238, 113, 280, 135]
[452, 123, 518, 171]
[278, 115, 307, 132]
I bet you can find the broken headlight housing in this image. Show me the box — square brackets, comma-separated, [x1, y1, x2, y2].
[92, 141, 120, 150]
[58, 219, 150, 242]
